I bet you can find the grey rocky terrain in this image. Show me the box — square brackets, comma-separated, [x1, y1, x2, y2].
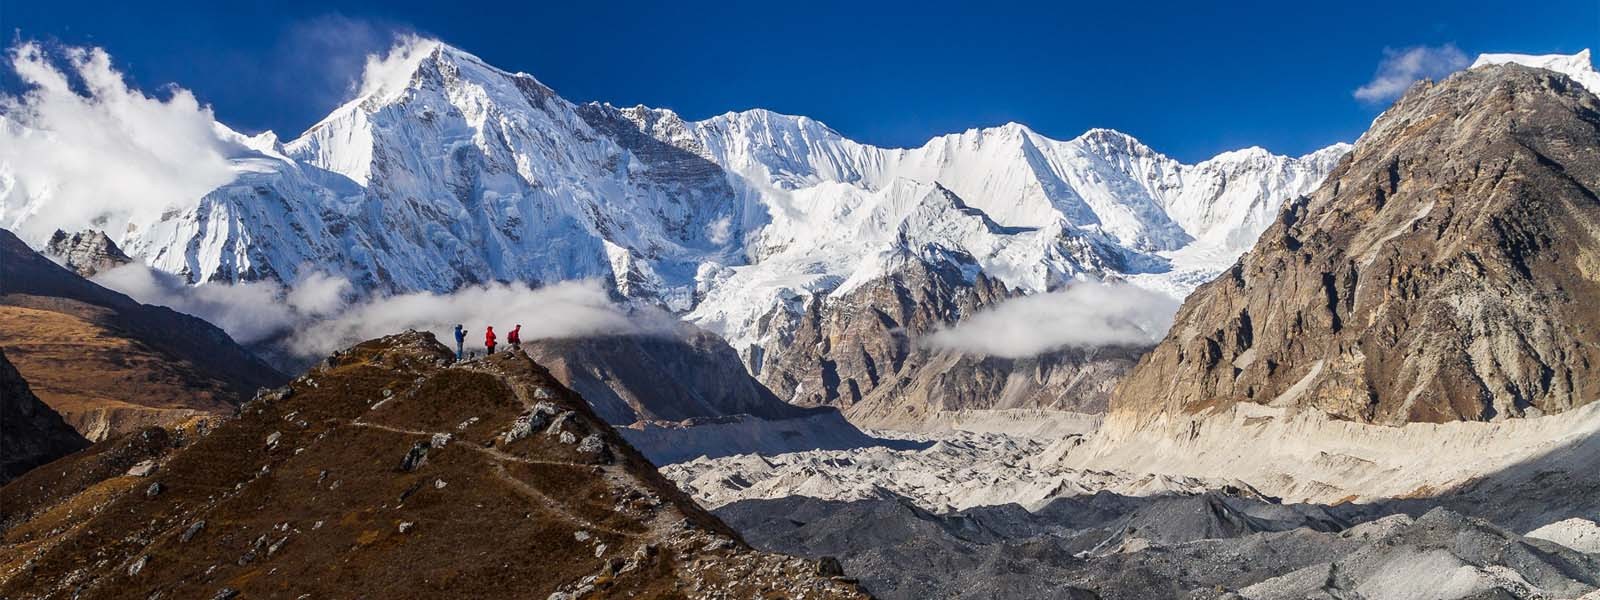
[718, 493, 1600, 599]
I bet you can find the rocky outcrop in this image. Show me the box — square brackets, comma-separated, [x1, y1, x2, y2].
[845, 344, 1144, 430]
[43, 229, 132, 278]
[1111, 63, 1600, 426]
[755, 252, 1013, 409]
[0, 228, 285, 439]
[0, 349, 88, 484]
[0, 332, 868, 599]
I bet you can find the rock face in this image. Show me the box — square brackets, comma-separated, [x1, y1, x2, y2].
[844, 344, 1144, 430]
[756, 253, 1013, 409]
[0, 228, 286, 439]
[747, 250, 1142, 430]
[0, 348, 88, 484]
[1111, 63, 1600, 426]
[43, 229, 132, 278]
[522, 327, 882, 463]
[0, 332, 868, 599]
[526, 327, 815, 424]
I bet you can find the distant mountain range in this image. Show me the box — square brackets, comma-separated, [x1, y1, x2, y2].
[1, 39, 1341, 348]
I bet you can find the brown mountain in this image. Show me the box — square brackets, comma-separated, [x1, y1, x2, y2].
[0, 349, 88, 484]
[0, 228, 285, 439]
[0, 331, 867, 599]
[1110, 63, 1600, 426]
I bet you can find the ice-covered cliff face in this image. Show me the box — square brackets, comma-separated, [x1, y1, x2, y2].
[2, 38, 1360, 352]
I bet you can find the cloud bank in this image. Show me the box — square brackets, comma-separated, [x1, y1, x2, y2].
[0, 42, 238, 243]
[287, 279, 676, 358]
[91, 264, 670, 359]
[925, 282, 1178, 358]
[92, 265, 344, 345]
[1354, 44, 1470, 102]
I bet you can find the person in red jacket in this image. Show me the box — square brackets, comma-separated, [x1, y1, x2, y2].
[508, 324, 522, 351]
[485, 325, 497, 355]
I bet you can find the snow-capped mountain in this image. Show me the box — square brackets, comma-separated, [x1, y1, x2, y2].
[1472, 49, 1600, 94]
[1, 38, 1363, 360]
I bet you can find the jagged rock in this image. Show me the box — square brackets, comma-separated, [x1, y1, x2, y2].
[126, 460, 157, 477]
[180, 521, 205, 543]
[544, 411, 577, 437]
[398, 442, 429, 472]
[576, 434, 611, 464]
[44, 229, 132, 277]
[128, 556, 147, 576]
[254, 386, 292, 405]
[559, 431, 576, 445]
[210, 588, 238, 600]
[145, 482, 164, 498]
[503, 404, 557, 443]
[398, 522, 414, 534]
[430, 432, 451, 447]
[815, 556, 845, 577]
[265, 431, 282, 450]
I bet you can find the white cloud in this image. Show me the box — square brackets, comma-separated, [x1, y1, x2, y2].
[924, 282, 1178, 358]
[89, 263, 670, 358]
[92, 264, 303, 345]
[353, 35, 441, 103]
[286, 279, 676, 358]
[706, 215, 734, 245]
[0, 42, 239, 243]
[1354, 44, 1470, 102]
[285, 271, 353, 317]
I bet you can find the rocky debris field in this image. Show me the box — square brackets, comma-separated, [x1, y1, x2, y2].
[663, 430, 1247, 512]
[0, 331, 866, 599]
[718, 492, 1600, 599]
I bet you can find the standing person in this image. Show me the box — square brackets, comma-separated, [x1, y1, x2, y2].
[508, 324, 522, 351]
[453, 324, 466, 361]
[485, 325, 497, 355]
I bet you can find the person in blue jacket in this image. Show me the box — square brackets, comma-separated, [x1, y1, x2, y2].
[453, 324, 467, 361]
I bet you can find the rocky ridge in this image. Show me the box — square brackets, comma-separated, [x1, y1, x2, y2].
[0, 331, 867, 599]
[42, 229, 131, 278]
[1109, 62, 1600, 427]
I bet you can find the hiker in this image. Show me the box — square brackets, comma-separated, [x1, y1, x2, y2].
[508, 324, 522, 351]
[453, 324, 466, 361]
[485, 325, 497, 355]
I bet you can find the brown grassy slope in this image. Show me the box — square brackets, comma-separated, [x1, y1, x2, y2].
[0, 332, 868, 599]
[0, 304, 231, 439]
[0, 228, 285, 440]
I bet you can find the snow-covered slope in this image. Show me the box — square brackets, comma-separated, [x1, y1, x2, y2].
[2, 38, 1356, 358]
[1472, 48, 1600, 95]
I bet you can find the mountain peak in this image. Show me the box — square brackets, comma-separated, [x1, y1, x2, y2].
[1111, 58, 1600, 427]
[1472, 49, 1599, 95]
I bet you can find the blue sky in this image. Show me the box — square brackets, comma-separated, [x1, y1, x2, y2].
[3, 0, 1595, 162]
